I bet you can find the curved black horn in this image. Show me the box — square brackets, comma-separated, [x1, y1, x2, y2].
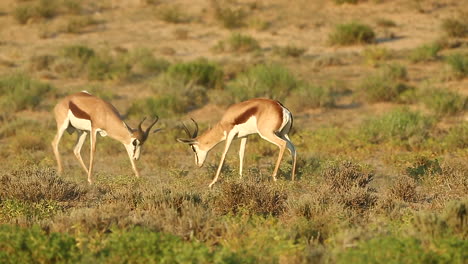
[145, 116, 159, 136]
[191, 118, 198, 138]
[138, 117, 147, 133]
[182, 122, 192, 138]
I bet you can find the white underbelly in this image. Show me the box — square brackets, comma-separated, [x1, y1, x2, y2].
[68, 110, 91, 131]
[235, 116, 258, 137]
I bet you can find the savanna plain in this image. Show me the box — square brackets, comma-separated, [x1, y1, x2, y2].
[0, 0, 467, 263]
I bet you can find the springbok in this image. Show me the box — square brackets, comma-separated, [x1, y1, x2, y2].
[51, 91, 160, 184]
[177, 98, 297, 188]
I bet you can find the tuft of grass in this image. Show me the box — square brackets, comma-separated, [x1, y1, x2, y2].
[167, 59, 223, 89]
[87, 54, 132, 81]
[63, 16, 100, 34]
[409, 43, 441, 63]
[441, 18, 468, 38]
[363, 46, 391, 67]
[334, 0, 360, 4]
[13, 4, 36, 24]
[28, 54, 56, 71]
[63, 45, 96, 64]
[358, 64, 410, 102]
[443, 123, 468, 150]
[445, 53, 468, 79]
[227, 63, 300, 101]
[213, 5, 246, 29]
[63, 0, 82, 15]
[328, 22, 375, 46]
[360, 108, 434, 145]
[0, 73, 54, 112]
[420, 88, 467, 116]
[272, 45, 307, 58]
[213, 33, 260, 53]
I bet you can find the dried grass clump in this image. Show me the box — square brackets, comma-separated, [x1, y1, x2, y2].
[0, 167, 86, 203]
[211, 180, 288, 217]
[321, 160, 377, 212]
[388, 176, 419, 203]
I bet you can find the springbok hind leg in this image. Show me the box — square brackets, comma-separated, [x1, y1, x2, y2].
[259, 131, 287, 182]
[283, 134, 297, 181]
[73, 131, 89, 174]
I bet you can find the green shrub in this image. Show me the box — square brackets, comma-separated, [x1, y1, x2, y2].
[421, 88, 467, 116]
[128, 49, 170, 76]
[443, 122, 468, 150]
[63, 45, 96, 64]
[376, 18, 397, 27]
[445, 53, 468, 79]
[328, 22, 375, 46]
[13, 0, 58, 24]
[227, 63, 300, 101]
[358, 64, 410, 102]
[285, 84, 336, 112]
[87, 55, 131, 81]
[213, 33, 260, 53]
[337, 235, 467, 264]
[167, 59, 224, 89]
[0, 73, 54, 112]
[361, 108, 434, 144]
[409, 43, 441, 63]
[35, 0, 58, 19]
[441, 18, 468, 38]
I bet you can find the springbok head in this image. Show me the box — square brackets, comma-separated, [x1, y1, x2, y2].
[177, 118, 207, 167]
[126, 116, 161, 160]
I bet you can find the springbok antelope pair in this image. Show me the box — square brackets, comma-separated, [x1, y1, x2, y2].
[52, 92, 297, 187]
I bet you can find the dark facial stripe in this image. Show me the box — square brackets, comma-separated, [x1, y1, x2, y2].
[234, 107, 257, 125]
[69, 101, 91, 120]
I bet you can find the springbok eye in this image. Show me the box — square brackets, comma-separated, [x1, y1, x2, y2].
[132, 140, 138, 147]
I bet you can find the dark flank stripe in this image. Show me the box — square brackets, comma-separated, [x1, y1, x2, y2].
[69, 101, 91, 120]
[234, 107, 257, 125]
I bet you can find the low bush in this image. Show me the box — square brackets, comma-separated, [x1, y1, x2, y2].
[441, 18, 468, 38]
[13, 0, 58, 24]
[272, 45, 307, 58]
[443, 122, 468, 150]
[285, 84, 336, 112]
[0, 73, 54, 112]
[358, 64, 410, 102]
[362, 46, 391, 66]
[167, 59, 224, 89]
[421, 88, 467, 116]
[445, 53, 468, 79]
[213, 5, 246, 29]
[409, 43, 441, 63]
[227, 63, 300, 101]
[328, 22, 375, 46]
[213, 33, 260, 53]
[156, 6, 190, 24]
[360, 108, 434, 145]
[63, 16, 100, 34]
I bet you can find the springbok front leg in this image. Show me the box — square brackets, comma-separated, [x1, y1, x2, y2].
[209, 132, 236, 188]
[51, 119, 69, 175]
[87, 129, 97, 184]
[73, 130, 89, 174]
[238, 137, 247, 179]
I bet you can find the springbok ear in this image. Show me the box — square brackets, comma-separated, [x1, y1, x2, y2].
[177, 138, 196, 144]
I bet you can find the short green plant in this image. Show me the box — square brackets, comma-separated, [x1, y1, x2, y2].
[445, 53, 468, 79]
[360, 108, 434, 144]
[167, 59, 224, 89]
[213, 33, 260, 53]
[329, 22, 375, 46]
[443, 122, 468, 150]
[13, 0, 58, 24]
[358, 64, 410, 102]
[0, 73, 54, 112]
[421, 88, 467, 116]
[64, 16, 100, 34]
[63, 45, 96, 64]
[87, 54, 132, 81]
[376, 18, 397, 27]
[441, 18, 468, 38]
[409, 43, 441, 63]
[227, 63, 300, 101]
